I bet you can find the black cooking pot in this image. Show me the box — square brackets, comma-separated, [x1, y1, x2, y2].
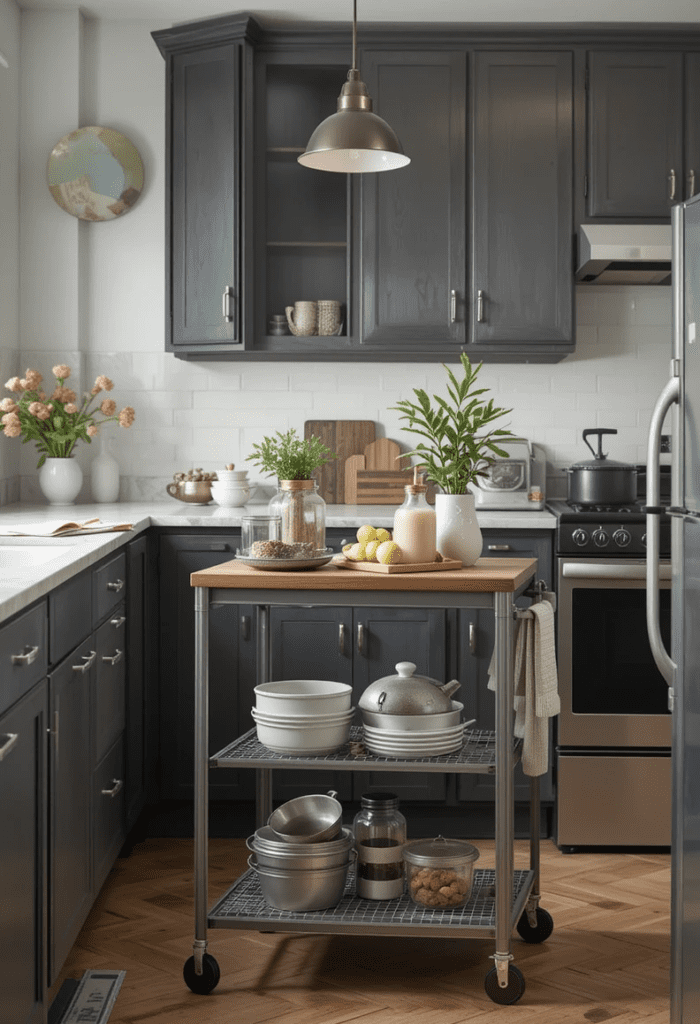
[565, 429, 638, 505]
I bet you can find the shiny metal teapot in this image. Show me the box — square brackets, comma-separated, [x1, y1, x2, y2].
[358, 662, 461, 716]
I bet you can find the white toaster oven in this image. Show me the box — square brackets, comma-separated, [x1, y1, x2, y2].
[471, 439, 546, 510]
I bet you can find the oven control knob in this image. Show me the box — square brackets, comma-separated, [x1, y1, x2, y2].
[572, 528, 589, 546]
[613, 528, 632, 549]
[592, 528, 610, 547]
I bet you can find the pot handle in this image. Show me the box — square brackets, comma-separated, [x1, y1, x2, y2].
[583, 428, 617, 460]
[245, 835, 256, 853]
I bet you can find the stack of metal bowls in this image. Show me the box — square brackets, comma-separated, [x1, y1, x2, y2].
[247, 793, 354, 911]
[252, 679, 354, 755]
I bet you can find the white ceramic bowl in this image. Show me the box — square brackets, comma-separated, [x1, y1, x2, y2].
[210, 482, 251, 507]
[252, 707, 355, 726]
[216, 469, 249, 482]
[252, 714, 352, 755]
[254, 680, 353, 716]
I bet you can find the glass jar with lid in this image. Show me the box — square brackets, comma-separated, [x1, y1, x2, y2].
[268, 479, 326, 553]
[352, 791, 406, 899]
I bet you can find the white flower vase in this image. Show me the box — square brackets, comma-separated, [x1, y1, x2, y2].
[435, 492, 483, 566]
[39, 457, 83, 506]
[91, 434, 120, 503]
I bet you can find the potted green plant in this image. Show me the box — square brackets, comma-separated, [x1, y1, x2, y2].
[246, 428, 336, 551]
[391, 353, 518, 564]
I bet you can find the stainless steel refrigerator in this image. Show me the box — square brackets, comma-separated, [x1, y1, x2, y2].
[646, 191, 700, 1023]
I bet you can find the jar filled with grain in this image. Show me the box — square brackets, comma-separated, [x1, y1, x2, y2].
[268, 479, 326, 553]
[352, 792, 406, 900]
[402, 836, 480, 909]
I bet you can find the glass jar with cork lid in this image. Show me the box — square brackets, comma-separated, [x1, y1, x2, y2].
[268, 479, 326, 554]
[392, 468, 437, 564]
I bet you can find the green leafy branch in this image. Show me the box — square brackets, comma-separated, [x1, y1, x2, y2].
[246, 428, 336, 481]
[390, 353, 519, 494]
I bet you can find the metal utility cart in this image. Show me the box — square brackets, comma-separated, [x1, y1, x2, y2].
[187, 558, 554, 1005]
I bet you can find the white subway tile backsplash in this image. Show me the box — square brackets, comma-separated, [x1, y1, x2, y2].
[240, 370, 289, 391]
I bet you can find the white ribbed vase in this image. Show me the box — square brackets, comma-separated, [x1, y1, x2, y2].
[38, 457, 83, 506]
[91, 434, 120, 503]
[435, 492, 483, 566]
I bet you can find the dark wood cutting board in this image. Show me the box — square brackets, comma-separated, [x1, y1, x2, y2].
[304, 420, 376, 504]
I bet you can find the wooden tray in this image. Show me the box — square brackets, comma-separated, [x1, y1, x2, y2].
[333, 555, 463, 574]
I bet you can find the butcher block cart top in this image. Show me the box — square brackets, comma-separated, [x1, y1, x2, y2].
[186, 556, 553, 1005]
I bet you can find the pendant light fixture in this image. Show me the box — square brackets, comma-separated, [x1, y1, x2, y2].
[298, 0, 410, 174]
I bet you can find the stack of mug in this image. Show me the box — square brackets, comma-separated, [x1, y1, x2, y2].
[284, 300, 343, 337]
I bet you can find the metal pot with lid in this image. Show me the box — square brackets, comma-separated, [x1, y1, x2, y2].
[358, 661, 461, 716]
[565, 428, 638, 506]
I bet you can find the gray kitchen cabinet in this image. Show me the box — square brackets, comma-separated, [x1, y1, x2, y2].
[152, 16, 257, 355]
[158, 534, 256, 801]
[457, 530, 554, 804]
[686, 54, 700, 201]
[0, 680, 47, 1024]
[359, 49, 467, 350]
[587, 51, 683, 218]
[471, 51, 574, 358]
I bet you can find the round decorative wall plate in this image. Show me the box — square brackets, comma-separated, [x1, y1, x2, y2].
[47, 125, 144, 221]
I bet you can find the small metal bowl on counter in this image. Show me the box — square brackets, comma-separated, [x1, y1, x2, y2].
[403, 836, 480, 909]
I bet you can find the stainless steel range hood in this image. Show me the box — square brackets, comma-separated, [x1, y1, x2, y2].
[576, 224, 672, 285]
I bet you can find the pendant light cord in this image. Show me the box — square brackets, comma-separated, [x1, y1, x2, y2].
[352, 0, 357, 73]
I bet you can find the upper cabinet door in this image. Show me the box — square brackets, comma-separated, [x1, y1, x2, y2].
[359, 51, 467, 348]
[471, 52, 573, 352]
[171, 45, 241, 350]
[686, 54, 700, 201]
[587, 51, 683, 218]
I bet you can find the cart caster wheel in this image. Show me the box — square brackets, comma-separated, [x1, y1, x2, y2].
[484, 964, 526, 1004]
[516, 907, 554, 944]
[183, 954, 220, 994]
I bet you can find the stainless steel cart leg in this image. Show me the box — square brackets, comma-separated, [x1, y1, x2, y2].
[192, 586, 210, 973]
[255, 605, 273, 828]
[525, 774, 542, 926]
[492, 590, 515, 987]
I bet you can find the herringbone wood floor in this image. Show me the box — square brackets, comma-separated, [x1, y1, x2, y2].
[54, 838, 671, 1023]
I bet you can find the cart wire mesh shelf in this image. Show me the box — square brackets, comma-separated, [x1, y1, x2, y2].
[212, 726, 522, 773]
[209, 867, 535, 938]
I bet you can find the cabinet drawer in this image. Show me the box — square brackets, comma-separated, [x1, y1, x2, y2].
[50, 569, 91, 665]
[0, 602, 48, 715]
[94, 607, 126, 764]
[92, 737, 125, 892]
[93, 553, 126, 626]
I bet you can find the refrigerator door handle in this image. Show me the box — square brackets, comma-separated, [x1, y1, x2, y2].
[646, 374, 679, 688]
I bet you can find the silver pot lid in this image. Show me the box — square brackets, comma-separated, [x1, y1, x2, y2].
[358, 662, 461, 715]
[402, 835, 480, 866]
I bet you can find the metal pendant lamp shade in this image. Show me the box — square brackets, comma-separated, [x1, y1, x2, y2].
[298, 3, 409, 174]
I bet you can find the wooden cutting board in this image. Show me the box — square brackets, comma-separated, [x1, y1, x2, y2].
[345, 436, 435, 504]
[304, 420, 375, 504]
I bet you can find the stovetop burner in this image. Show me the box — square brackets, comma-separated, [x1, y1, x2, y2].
[547, 497, 671, 557]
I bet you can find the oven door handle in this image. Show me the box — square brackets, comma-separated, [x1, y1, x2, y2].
[562, 562, 672, 581]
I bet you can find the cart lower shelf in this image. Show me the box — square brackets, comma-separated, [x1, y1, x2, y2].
[209, 867, 535, 939]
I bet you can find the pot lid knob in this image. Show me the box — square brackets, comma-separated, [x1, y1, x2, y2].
[395, 662, 416, 677]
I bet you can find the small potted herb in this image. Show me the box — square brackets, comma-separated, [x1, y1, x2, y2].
[247, 429, 336, 551]
[391, 353, 517, 564]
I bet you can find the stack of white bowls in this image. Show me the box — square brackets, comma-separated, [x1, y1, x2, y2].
[211, 469, 251, 507]
[252, 679, 354, 754]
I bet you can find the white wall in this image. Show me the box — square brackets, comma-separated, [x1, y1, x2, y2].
[13, 13, 675, 504]
[0, 0, 20, 504]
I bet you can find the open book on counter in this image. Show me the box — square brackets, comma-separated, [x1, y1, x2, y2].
[0, 518, 133, 537]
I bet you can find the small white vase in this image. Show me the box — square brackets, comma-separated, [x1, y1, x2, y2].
[39, 457, 83, 506]
[435, 492, 483, 566]
[91, 434, 120, 503]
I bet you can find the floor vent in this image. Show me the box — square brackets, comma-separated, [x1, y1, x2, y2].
[49, 970, 125, 1024]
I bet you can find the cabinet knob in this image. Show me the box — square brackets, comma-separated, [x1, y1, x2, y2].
[102, 649, 123, 666]
[107, 578, 124, 593]
[669, 168, 677, 201]
[0, 733, 19, 762]
[73, 650, 97, 674]
[101, 778, 123, 798]
[10, 644, 39, 666]
[110, 615, 126, 629]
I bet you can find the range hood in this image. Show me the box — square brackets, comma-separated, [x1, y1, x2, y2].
[576, 224, 672, 285]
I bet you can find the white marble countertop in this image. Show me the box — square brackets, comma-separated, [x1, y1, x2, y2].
[0, 500, 555, 624]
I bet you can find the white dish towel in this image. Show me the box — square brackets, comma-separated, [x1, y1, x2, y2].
[487, 599, 559, 777]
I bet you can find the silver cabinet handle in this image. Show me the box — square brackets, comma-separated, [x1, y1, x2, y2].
[47, 710, 59, 757]
[476, 289, 485, 323]
[73, 650, 97, 674]
[357, 622, 364, 655]
[469, 622, 476, 656]
[241, 615, 250, 641]
[222, 286, 234, 323]
[669, 168, 677, 201]
[338, 623, 346, 655]
[107, 579, 124, 593]
[0, 733, 19, 762]
[110, 615, 126, 629]
[10, 644, 39, 666]
[102, 649, 123, 666]
[450, 289, 457, 323]
[488, 544, 512, 552]
[101, 778, 123, 798]
[689, 170, 697, 198]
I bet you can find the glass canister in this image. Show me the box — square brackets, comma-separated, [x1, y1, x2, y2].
[241, 514, 281, 555]
[352, 791, 406, 899]
[268, 479, 326, 553]
[392, 473, 436, 564]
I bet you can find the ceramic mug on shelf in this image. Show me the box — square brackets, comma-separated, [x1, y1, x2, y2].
[317, 299, 343, 336]
[285, 301, 317, 337]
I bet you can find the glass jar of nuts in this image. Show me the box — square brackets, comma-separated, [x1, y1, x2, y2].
[402, 836, 480, 909]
